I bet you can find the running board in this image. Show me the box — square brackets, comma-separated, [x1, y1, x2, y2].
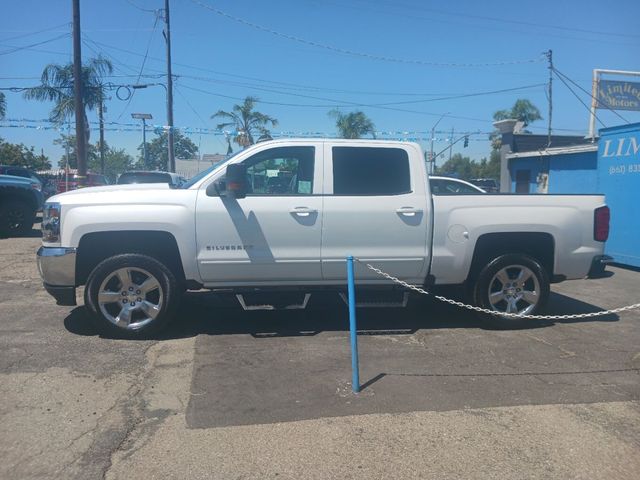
[236, 293, 311, 311]
[338, 291, 409, 308]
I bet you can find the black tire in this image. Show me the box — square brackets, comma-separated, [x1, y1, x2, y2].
[472, 253, 550, 329]
[84, 254, 181, 338]
[0, 200, 35, 237]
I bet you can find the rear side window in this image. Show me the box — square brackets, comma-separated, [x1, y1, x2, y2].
[332, 147, 411, 195]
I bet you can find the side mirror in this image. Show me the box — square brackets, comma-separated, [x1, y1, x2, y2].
[224, 163, 248, 199]
[205, 181, 220, 197]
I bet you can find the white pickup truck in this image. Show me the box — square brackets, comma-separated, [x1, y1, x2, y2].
[37, 139, 611, 337]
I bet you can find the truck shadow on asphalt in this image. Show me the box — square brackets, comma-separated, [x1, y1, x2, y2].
[63, 290, 619, 340]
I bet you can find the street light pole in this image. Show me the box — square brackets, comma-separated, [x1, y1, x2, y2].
[132, 113, 153, 169]
[429, 112, 449, 175]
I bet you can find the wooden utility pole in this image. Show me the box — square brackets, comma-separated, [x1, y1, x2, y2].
[546, 49, 553, 148]
[98, 95, 105, 174]
[72, 0, 87, 182]
[164, 0, 175, 172]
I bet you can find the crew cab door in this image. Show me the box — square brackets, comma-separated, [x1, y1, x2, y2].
[195, 143, 323, 284]
[321, 144, 430, 282]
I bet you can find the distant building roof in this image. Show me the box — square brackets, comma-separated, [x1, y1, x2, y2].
[506, 143, 597, 159]
[175, 154, 226, 178]
[505, 133, 594, 153]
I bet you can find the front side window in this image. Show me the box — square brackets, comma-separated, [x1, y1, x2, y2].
[332, 147, 411, 195]
[244, 146, 315, 195]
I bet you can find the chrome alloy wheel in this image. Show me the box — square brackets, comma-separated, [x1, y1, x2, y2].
[97, 267, 163, 330]
[487, 265, 540, 315]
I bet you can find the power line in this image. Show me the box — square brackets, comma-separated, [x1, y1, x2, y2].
[553, 70, 606, 129]
[125, 0, 159, 14]
[552, 67, 630, 125]
[115, 15, 160, 120]
[0, 23, 70, 43]
[177, 82, 492, 123]
[0, 33, 70, 56]
[83, 37, 545, 110]
[356, 0, 640, 40]
[174, 83, 209, 127]
[189, 0, 546, 68]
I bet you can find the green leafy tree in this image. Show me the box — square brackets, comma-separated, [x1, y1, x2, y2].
[0, 137, 51, 170]
[0, 92, 6, 120]
[436, 150, 501, 181]
[437, 153, 475, 179]
[139, 130, 199, 170]
[329, 110, 375, 139]
[89, 145, 133, 181]
[212, 96, 278, 148]
[54, 134, 97, 169]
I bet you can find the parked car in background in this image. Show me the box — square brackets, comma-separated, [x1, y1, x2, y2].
[117, 171, 186, 188]
[55, 173, 110, 194]
[0, 174, 44, 236]
[429, 176, 486, 194]
[469, 178, 499, 193]
[0, 164, 44, 191]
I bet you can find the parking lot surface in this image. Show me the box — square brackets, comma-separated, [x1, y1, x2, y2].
[1, 232, 639, 479]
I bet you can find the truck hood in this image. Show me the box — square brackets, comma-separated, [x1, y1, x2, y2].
[47, 183, 172, 204]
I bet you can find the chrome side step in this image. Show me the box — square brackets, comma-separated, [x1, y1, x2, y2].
[338, 291, 409, 308]
[236, 293, 311, 311]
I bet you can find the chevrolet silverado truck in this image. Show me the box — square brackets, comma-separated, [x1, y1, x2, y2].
[36, 139, 611, 337]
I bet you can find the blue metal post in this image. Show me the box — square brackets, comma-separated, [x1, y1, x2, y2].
[347, 256, 360, 393]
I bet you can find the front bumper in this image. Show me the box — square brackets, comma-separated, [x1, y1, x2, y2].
[37, 246, 77, 306]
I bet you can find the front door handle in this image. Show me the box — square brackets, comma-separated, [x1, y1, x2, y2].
[290, 207, 318, 217]
[396, 207, 422, 217]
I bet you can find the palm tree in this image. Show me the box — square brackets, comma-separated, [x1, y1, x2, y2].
[493, 99, 542, 127]
[24, 56, 113, 172]
[0, 92, 5, 120]
[329, 109, 376, 139]
[24, 56, 113, 125]
[212, 96, 278, 148]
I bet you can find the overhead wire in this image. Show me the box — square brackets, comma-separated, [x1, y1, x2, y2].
[0, 33, 70, 56]
[0, 23, 70, 43]
[115, 14, 161, 120]
[552, 70, 606, 128]
[552, 67, 630, 125]
[189, 0, 545, 68]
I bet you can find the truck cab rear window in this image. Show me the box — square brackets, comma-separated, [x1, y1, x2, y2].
[332, 147, 410, 195]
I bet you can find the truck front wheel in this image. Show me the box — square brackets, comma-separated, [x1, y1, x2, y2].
[473, 254, 550, 328]
[84, 254, 181, 338]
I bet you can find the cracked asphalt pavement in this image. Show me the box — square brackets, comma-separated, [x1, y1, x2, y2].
[1, 231, 639, 479]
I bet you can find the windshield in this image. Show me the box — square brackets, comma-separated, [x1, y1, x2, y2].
[181, 151, 243, 189]
[118, 172, 171, 184]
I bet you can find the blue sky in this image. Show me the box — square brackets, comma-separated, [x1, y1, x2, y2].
[1, 0, 639, 168]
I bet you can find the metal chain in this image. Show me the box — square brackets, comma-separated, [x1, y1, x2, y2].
[357, 260, 640, 320]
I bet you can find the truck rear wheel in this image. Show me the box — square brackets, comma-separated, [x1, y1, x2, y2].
[84, 254, 181, 338]
[473, 254, 550, 328]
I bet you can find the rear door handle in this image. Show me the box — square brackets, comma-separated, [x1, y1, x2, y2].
[396, 207, 422, 217]
[290, 207, 317, 217]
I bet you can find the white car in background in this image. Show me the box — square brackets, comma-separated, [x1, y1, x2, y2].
[429, 176, 486, 194]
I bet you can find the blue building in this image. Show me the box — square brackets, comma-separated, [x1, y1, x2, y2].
[501, 121, 640, 267]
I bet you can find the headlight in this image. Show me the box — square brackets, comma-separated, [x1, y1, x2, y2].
[42, 202, 61, 242]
